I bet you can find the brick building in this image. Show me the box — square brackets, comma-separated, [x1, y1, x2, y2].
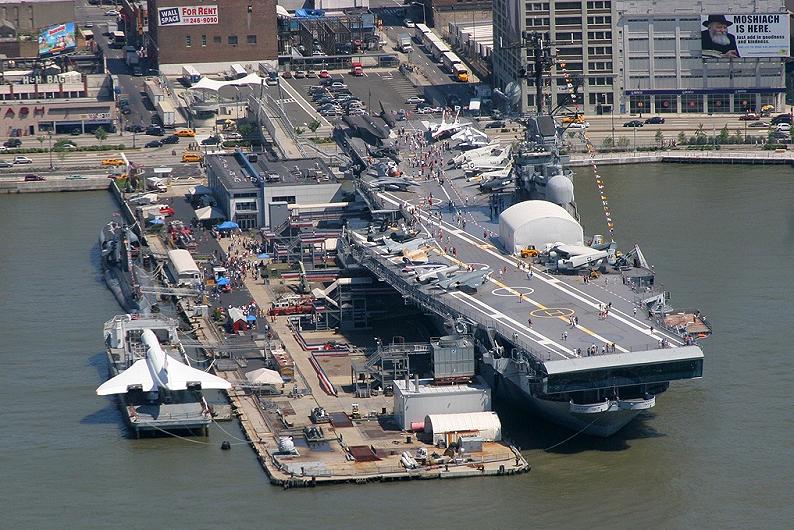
[0, 0, 75, 35]
[146, 0, 278, 74]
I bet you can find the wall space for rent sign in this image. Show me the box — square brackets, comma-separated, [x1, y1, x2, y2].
[158, 5, 219, 26]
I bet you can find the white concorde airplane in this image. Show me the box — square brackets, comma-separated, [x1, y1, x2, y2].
[96, 329, 231, 395]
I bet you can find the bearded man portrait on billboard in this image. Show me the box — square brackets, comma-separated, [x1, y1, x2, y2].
[702, 15, 740, 58]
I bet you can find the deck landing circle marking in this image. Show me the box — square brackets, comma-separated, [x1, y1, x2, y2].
[530, 307, 575, 319]
[492, 287, 534, 297]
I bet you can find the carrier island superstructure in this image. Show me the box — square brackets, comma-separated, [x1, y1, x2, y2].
[338, 114, 709, 436]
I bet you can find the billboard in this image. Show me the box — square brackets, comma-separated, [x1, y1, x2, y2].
[701, 14, 789, 59]
[158, 5, 218, 26]
[38, 22, 77, 57]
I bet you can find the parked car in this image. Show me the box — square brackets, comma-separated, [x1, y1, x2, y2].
[13, 155, 32, 164]
[748, 121, 769, 128]
[105, 9, 119, 16]
[161, 134, 180, 144]
[644, 116, 665, 124]
[70, 128, 82, 136]
[24, 174, 45, 181]
[125, 124, 145, 133]
[146, 125, 164, 136]
[623, 120, 644, 127]
[201, 136, 221, 145]
[405, 96, 425, 105]
[771, 113, 792, 125]
[403, 18, 415, 28]
[739, 113, 760, 121]
[318, 70, 331, 79]
[282, 70, 293, 79]
[223, 132, 243, 141]
[330, 82, 348, 89]
[774, 123, 791, 132]
[66, 174, 86, 180]
[567, 121, 590, 129]
[0, 160, 13, 168]
[3, 138, 22, 148]
[144, 140, 163, 148]
[306, 70, 317, 78]
[294, 71, 306, 79]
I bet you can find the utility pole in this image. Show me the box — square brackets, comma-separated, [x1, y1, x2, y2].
[47, 131, 53, 170]
[522, 31, 553, 116]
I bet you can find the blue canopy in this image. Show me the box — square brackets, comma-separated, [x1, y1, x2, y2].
[149, 218, 165, 225]
[216, 277, 230, 286]
[246, 314, 257, 321]
[216, 221, 239, 230]
[256, 253, 271, 259]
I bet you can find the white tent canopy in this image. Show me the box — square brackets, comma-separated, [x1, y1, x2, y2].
[499, 200, 583, 253]
[245, 368, 284, 386]
[194, 206, 225, 221]
[189, 72, 268, 92]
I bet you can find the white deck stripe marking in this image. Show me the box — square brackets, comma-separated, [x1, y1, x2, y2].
[451, 291, 574, 358]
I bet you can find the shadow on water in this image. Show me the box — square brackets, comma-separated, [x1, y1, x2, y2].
[80, 404, 122, 425]
[496, 399, 666, 454]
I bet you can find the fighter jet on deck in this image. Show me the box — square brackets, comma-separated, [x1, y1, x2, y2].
[96, 329, 231, 395]
[428, 108, 466, 141]
[368, 177, 419, 192]
[383, 237, 434, 255]
[435, 267, 492, 291]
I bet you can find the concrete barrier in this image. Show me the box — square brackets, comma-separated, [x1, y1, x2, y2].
[0, 179, 110, 194]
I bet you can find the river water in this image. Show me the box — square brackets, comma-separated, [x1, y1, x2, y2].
[1, 164, 791, 528]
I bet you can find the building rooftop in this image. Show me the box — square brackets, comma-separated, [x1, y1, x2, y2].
[207, 152, 337, 192]
[394, 377, 489, 395]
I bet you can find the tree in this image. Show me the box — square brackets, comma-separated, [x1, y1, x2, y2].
[717, 125, 730, 145]
[677, 131, 687, 145]
[94, 127, 108, 145]
[654, 130, 664, 148]
[307, 119, 321, 134]
[294, 126, 305, 136]
[238, 123, 254, 138]
[601, 137, 615, 148]
[694, 123, 707, 145]
[616, 136, 631, 148]
[733, 129, 744, 144]
[36, 135, 46, 149]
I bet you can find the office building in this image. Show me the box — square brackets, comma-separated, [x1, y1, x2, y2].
[491, 0, 788, 115]
[206, 152, 343, 229]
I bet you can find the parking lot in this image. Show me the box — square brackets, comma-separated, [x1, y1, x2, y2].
[286, 69, 427, 118]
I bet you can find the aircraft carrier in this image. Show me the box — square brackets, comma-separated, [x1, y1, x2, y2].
[338, 113, 710, 437]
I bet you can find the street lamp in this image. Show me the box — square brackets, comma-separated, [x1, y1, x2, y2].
[47, 131, 53, 170]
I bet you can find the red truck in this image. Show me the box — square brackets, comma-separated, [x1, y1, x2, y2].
[350, 62, 364, 76]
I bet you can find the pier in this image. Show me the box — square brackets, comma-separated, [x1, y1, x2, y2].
[126, 183, 529, 487]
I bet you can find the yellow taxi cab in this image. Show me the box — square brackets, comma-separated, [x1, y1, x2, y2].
[175, 129, 196, 137]
[181, 152, 203, 163]
[101, 158, 125, 167]
[561, 113, 585, 124]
